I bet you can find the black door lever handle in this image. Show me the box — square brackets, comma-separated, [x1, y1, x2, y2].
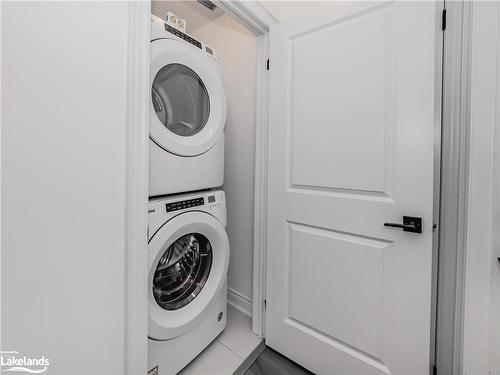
[384, 216, 422, 234]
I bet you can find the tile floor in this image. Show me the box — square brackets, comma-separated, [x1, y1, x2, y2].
[179, 305, 263, 375]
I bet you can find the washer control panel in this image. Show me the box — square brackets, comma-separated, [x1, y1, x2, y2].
[148, 190, 227, 238]
[166, 197, 204, 212]
[207, 194, 222, 209]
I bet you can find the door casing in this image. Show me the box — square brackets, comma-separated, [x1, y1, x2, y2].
[434, 2, 473, 374]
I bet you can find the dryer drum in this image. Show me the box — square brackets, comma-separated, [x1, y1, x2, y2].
[151, 63, 210, 137]
[153, 233, 213, 310]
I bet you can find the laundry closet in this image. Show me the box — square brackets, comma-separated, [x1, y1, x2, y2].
[149, 1, 260, 373]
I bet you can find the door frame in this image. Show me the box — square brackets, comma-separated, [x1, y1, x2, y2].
[461, 2, 500, 374]
[434, 2, 473, 374]
[212, 0, 276, 337]
[124, 1, 151, 374]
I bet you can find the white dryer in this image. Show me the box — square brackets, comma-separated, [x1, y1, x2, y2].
[148, 190, 229, 375]
[150, 16, 226, 197]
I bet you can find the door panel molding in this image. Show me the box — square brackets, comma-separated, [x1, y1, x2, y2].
[284, 318, 391, 374]
[286, 3, 396, 197]
[286, 221, 390, 359]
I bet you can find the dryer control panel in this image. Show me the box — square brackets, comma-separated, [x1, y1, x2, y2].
[166, 197, 204, 212]
[151, 15, 222, 63]
[164, 24, 202, 50]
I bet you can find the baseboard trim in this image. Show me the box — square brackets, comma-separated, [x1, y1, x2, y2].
[227, 288, 252, 317]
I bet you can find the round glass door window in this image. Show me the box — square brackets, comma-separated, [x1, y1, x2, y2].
[153, 233, 212, 310]
[152, 64, 210, 137]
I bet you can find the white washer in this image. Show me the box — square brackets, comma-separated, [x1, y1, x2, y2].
[148, 190, 229, 375]
[150, 16, 226, 197]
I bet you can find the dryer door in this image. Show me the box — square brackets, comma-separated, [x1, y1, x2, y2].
[150, 38, 226, 157]
[148, 211, 229, 340]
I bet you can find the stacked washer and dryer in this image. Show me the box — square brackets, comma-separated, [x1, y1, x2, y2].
[148, 15, 230, 375]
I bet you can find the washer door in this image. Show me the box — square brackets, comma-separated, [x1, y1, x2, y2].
[149, 211, 229, 340]
[150, 38, 226, 157]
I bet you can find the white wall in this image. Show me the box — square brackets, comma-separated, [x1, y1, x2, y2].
[191, 15, 258, 307]
[2, 2, 130, 373]
[463, 2, 500, 374]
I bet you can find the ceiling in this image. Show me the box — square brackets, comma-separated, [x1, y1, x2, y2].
[151, 0, 224, 33]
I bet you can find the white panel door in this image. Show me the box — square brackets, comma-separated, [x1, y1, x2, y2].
[266, 2, 440, 374]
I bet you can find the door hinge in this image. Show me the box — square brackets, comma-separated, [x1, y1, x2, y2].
[264, 299, 267, 310]
[442, 8, 447, 31]
[266, 59, 269, 71]
[433, 364, 438, 375]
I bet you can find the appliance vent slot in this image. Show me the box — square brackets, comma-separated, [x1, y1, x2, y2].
[197, 0, 217, 11]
